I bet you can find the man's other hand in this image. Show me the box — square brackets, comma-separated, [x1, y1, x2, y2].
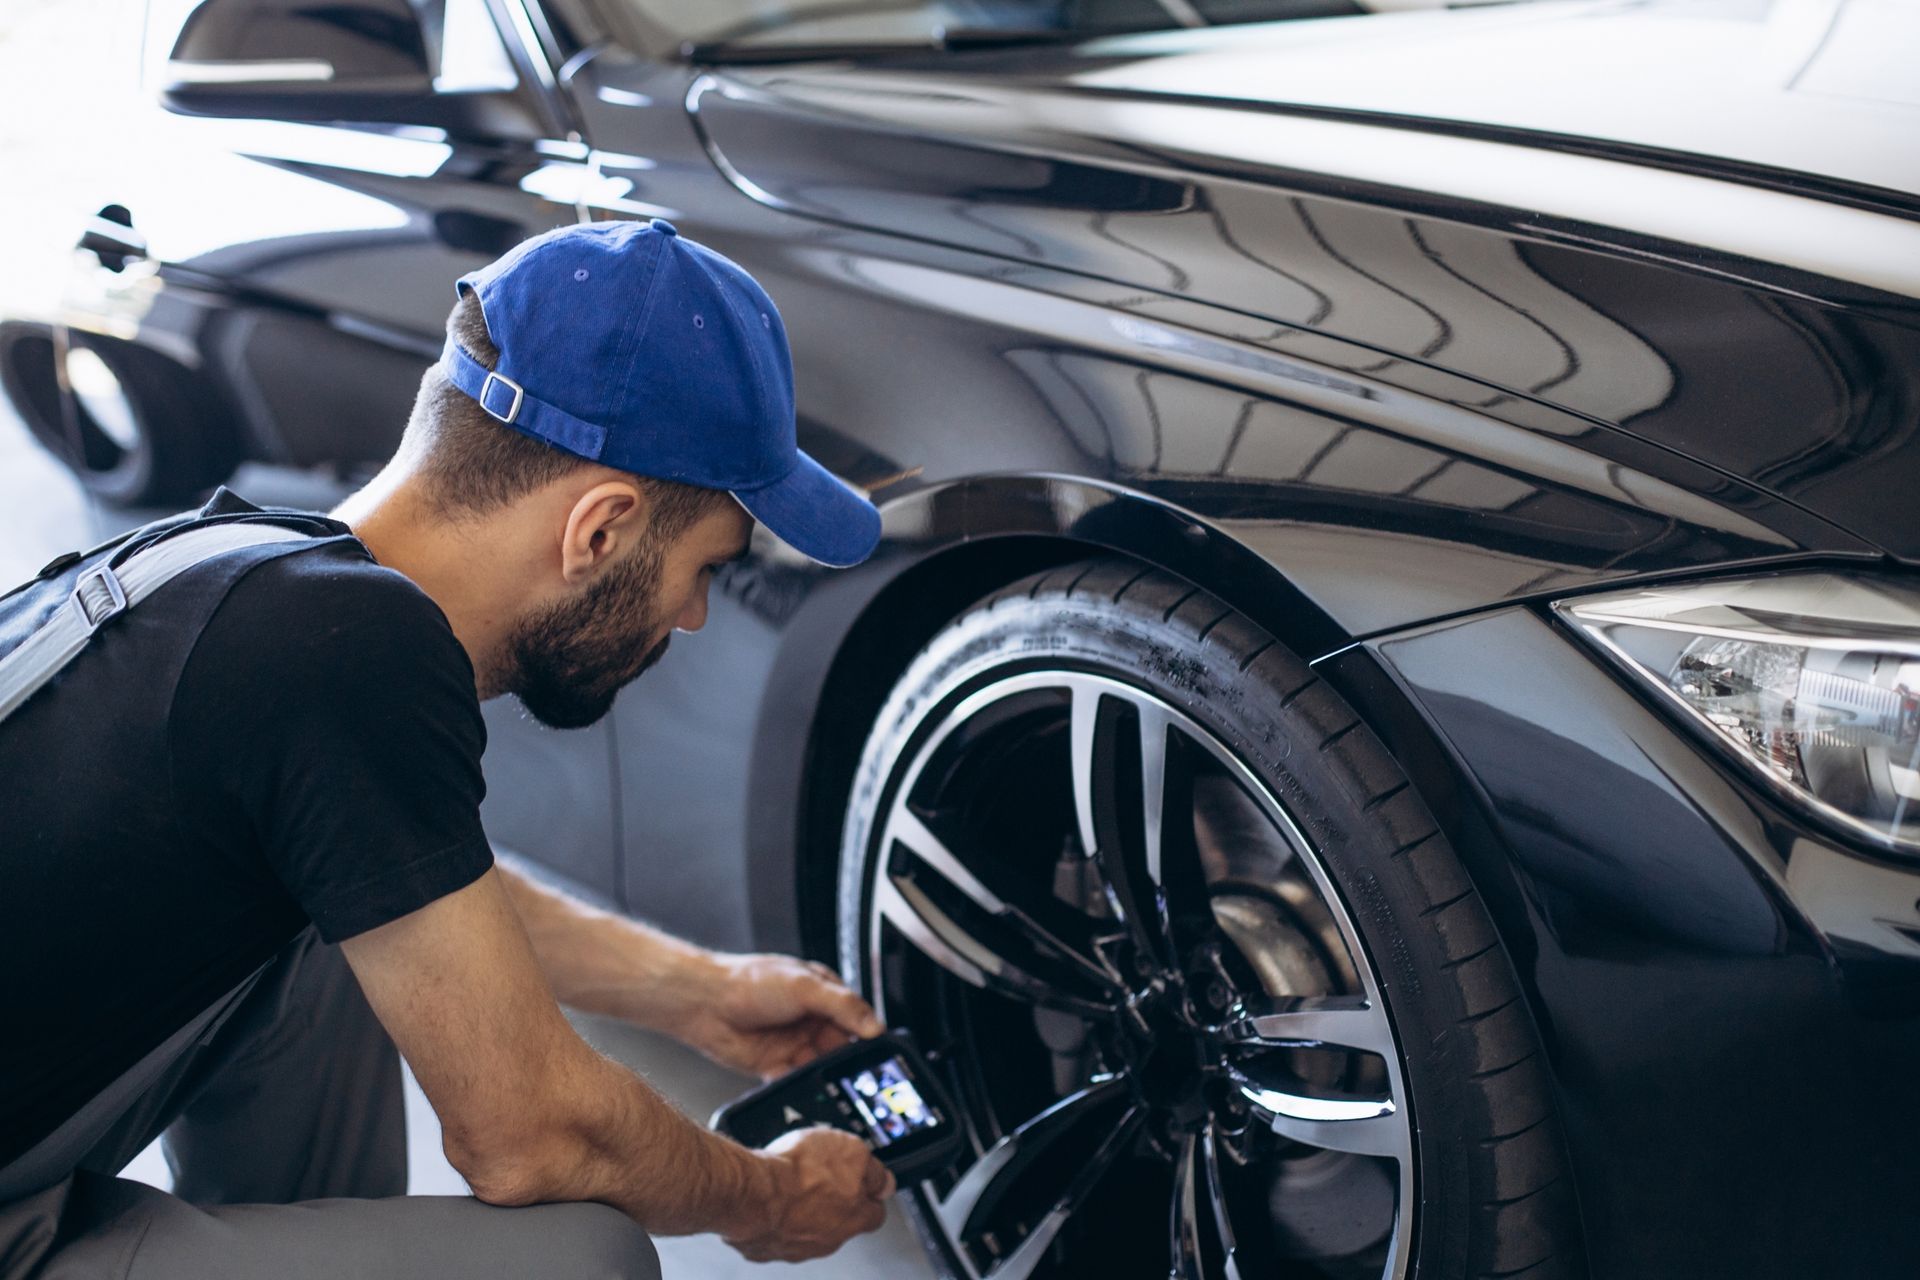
[726, 1127, 894, 1263]
[683, 953, 884, 1079]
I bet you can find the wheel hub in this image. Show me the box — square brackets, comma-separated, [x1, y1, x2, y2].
[1129, 1012, 1206, 1110]
[1116, 966, 1234, 1136]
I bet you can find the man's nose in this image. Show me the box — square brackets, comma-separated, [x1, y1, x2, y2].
[674, 586, 709, 634]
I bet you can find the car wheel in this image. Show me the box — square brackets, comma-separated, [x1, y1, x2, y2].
[837, 558, 1581, 1279]
[0, 323, 236, 507]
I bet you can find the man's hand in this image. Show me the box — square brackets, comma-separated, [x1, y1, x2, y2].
[727, 1128, 895, 1263]
[681, 954, 884, 1079]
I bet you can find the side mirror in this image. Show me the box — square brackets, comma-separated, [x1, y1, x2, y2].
[160, 0, 522, 133]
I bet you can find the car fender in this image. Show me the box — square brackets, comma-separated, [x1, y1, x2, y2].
[741, 470, 1339, 956]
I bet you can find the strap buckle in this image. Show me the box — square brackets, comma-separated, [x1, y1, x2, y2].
[71, 565, 128, 633]
[479, 371, 524, 425]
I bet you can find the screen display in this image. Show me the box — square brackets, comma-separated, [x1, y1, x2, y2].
[840, 1056, 938, 1148]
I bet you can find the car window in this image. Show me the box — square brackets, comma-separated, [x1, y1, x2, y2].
[436, 0, 520, 93]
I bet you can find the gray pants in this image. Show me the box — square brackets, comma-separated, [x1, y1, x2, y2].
[0, 931, 660, 1279]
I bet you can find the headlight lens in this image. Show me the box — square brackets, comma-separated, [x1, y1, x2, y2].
[1556, 572, 1920, 854]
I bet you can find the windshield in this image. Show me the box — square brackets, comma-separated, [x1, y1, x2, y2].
[597, 0, 1427, 57]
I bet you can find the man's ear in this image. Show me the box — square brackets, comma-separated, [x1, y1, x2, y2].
[559, 480, 650, 586]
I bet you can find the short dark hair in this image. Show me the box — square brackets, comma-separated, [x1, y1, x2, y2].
[401, 289, 732, 542]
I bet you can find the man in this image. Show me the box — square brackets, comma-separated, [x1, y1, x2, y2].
[0, 219, 895, 1278]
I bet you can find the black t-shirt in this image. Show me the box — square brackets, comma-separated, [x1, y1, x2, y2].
[0, 489, 494, 1166]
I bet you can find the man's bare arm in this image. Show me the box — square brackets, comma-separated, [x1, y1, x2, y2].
[495, 862, 882, 1078]
[340, 869, 892, 1259]
[493, 863, 715, 1026]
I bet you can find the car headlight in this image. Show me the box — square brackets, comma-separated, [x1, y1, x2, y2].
[1556, 571, 1920, 854]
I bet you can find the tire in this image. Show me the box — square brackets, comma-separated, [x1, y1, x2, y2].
[837, 558, 1582, 1280]
[0, 323, 237, 507]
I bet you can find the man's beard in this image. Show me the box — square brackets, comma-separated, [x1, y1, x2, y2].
[502, 540, 674, 730]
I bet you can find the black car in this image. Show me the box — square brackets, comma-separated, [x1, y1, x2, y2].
[5, 1, 1918, 1277]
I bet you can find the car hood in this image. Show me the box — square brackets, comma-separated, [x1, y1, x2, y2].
[690, 0, 1920, 559]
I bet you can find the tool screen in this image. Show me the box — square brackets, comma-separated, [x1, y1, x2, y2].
[840, 1056, 938, 1148]
[712, 1032, 964, 1179]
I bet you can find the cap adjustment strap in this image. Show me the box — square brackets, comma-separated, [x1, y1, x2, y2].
[478, 371, 524, 424]
[440, 338, 608, 461]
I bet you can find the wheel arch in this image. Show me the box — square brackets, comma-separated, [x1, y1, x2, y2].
[744, 471, 1450, 962]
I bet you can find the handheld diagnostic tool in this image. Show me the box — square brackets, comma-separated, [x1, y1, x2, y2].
[709, 1032, 964, 1181]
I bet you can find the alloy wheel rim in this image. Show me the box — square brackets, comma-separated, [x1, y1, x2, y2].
[860, 669, 1414, 1280]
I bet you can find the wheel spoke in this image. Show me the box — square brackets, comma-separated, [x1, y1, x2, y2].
[936, 1074, 1127, 1239]
[892, 808, 1121, 987]
[1138, 703, 1171, 888]
[1150, 723, 1220, 964]
[1170, 1125, 1244, 1280]
[937, 1075, 1144, 1280]
[1074, 684, 1165, 968]
[878, 808, 1125, 1018]
[1074, 684, 1215, 969]
[1171, 1130, 1206, 1280]
[1226, 1064, 1405, 1159]
[1214, 994, 1397, 1058]
[1070, 681, 1102, 865]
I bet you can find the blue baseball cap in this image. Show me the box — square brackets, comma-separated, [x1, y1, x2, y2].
[441, 219, 881, 568]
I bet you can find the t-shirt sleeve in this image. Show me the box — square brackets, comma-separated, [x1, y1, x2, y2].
[171, 547, 495, 942]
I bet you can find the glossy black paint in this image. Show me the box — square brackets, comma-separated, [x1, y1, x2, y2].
[685, 59, 1920, 556]
[1320, 611, 1920, 1277]
[21, 2, 1920, 1274]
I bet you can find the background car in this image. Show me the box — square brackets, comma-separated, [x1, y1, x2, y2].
[4, 1, 1918, 1277]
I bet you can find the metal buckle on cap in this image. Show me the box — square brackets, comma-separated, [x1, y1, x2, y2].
[480, 371, 524, 425]
[71, 565, 128, 633]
